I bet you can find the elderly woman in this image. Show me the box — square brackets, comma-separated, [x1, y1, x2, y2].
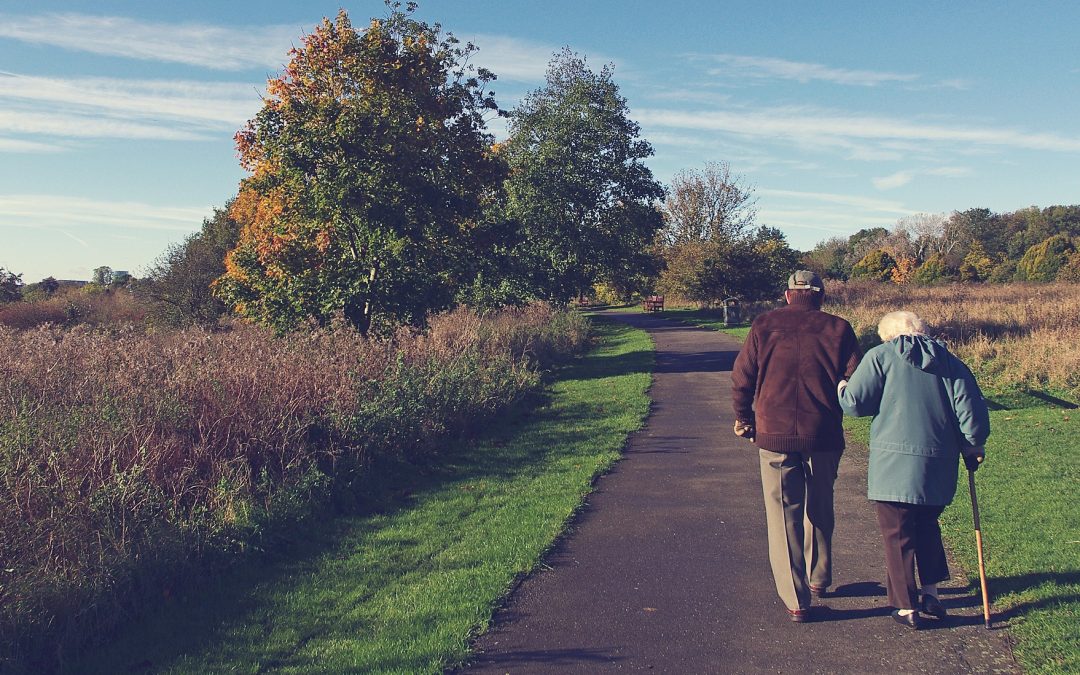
[838, 311, 990, 629]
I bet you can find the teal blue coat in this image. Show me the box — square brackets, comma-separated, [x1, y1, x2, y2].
[838, 335, 990, 505]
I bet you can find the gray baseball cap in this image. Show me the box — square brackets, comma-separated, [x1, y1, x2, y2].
[788, 270, 824, 292]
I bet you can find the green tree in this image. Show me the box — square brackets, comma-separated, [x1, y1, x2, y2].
[503, 48, 664, 302]
[912, 252, 954, 285]
[215, 5, 507, 333]
[91, 266, 113, 286]
[0, 267, 22, 304]
[803, 236, 850, 280]
[741, 226, 801, 300]
[1016, 234, 1076, 282]
[959, 240, 994, 282]
[949, 207, 1004, 258]
[850, 249, 897, 282]
[141, 205, 241, 327]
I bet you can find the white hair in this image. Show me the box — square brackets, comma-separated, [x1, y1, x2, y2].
[878, 311, 928, 342]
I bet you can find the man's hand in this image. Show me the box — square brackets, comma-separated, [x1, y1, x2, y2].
[961, 445, 985, 472]
[733, 420, 755, 441]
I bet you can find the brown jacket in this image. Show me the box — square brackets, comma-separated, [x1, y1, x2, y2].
[731, 296, 862, 453]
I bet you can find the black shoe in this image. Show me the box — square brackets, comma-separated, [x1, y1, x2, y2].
[921, 594, 947, 619]
[891, 609, 922, 629]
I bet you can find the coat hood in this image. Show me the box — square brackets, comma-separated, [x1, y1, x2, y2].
[891, 334, 949, 374]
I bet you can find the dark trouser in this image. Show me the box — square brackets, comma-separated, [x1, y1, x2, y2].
[874, 501, 950, 610]
[758, 449, 841, 611]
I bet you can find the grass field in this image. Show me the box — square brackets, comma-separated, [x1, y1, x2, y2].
[845, 393, 1079, 674]
[73, 319, 653, 674]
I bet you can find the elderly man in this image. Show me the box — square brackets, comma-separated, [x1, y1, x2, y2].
[731, 270, 862, 622]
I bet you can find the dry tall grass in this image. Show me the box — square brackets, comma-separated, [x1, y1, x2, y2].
[0, 288, 147, 329]
[825, 281, 1080, 395]
[0, 303, 588, 672]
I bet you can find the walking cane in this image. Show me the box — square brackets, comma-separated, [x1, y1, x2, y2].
[968, 469, 992, 628]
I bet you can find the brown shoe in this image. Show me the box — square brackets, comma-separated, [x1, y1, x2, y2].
[787, 608, 812, 623]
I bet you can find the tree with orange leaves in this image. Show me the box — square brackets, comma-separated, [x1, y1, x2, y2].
[215, 3, 507, 334]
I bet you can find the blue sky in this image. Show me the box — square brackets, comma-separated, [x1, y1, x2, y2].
[2, 1, 1079, 282]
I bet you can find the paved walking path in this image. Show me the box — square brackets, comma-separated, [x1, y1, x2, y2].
[465, 311, 1018, 674]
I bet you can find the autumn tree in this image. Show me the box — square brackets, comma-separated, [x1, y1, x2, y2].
[215, 5, 507, 333]
[660, 162, 756, 246]
[502, 49, 664, 302]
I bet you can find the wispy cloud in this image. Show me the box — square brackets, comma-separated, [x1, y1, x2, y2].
[468, 34, 559, 83]
[699, 54, 919, 87]
[0, 136, 65, 152]
[0, 72, 259, 127]
[756, 188, 914, 245]
[758, 188, 910, 215]
[873, 170, 916, 190]
[926, 166, 972, 177]
[0, 195, 207, 231]
[0, 13, 300, 70]
[872, 165, 973, 190]
[634, 105, 1080, 153]
[0, 108, 209, 141]
[0, 72, 262, 146]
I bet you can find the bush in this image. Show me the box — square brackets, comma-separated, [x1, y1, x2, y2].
[987, 258, 1017, 283]
[1057, 251, 1080, 282]
[0, 303, 587, 672]
[850, 249, 897, 282]
[912, 252, 955, 285]
[1016, 234, 1075, 282]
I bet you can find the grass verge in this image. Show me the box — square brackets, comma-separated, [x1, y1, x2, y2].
[72, 318, 653, 674]
[844, 391, 1079, 675]
[604, 305, 752, 341]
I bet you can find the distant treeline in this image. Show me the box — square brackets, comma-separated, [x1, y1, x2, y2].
[803, 205, 1080, 285]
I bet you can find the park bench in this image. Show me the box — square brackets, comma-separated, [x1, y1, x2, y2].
[642, 295, 664, 312]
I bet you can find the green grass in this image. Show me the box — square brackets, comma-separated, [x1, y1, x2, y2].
[844, 393, 1079, 674]
[604, 304, 751, 341]
[660, 308, 751, 341]
[72, 319, 653, 674]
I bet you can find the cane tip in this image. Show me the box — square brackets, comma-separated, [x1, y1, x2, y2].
[985, 621, 992, 629]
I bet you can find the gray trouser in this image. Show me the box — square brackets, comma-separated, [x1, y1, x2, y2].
[758, 448, 841, 611]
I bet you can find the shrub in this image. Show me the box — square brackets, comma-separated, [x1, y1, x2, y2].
[850, 249, 897, 282]
[1055, 250, 1080, 282]
[987, 258, 1017, 283]
[959, 241, 994, 282]
[0, 303, 587, 672]
[1016, 234, 1075, 282]
[912, 252, 955, 285]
